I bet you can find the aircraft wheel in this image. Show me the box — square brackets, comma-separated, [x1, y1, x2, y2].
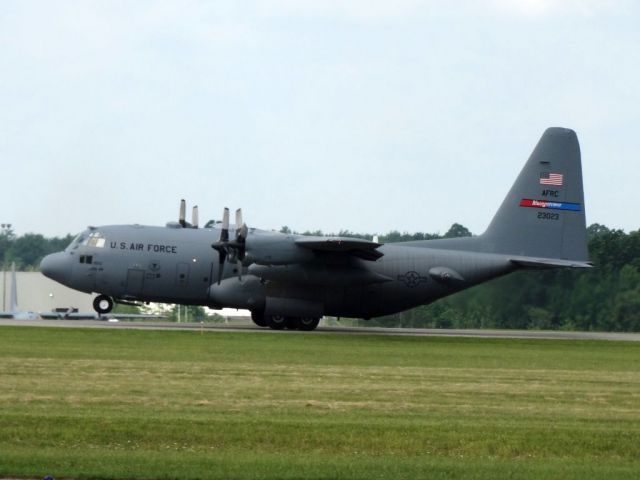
[93, 295, 114, 314]
[266, 315, 287, 330]
[251, 311, 268, 327]
[298, 317, 320, 331]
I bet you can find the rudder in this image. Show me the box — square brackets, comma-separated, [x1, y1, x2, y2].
[481, 127, 589, 262]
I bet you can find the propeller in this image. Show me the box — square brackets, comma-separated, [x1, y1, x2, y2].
[177, 199, 199, 229]
[211, 207, 248, 284]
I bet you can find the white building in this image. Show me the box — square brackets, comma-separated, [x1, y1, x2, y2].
[0, 270, 94, 313]
[0, 269, 251, 320]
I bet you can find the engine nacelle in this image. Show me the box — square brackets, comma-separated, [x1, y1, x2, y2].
[207, 275, 266, 311]
[243, 232, 314, 266]
[207, 273, 325, 317]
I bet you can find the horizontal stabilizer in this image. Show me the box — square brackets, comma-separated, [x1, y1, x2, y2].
[295, 237, 384, 261]
[510, 257, 593, 269]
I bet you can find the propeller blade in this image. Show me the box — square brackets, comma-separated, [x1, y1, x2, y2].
[179, 199, 187, 228]
[236, 211, 248, 280]
[235, 209, 243, 237]
[217, 248, 225, 284]
[239, 223, 248, 241]
[220, 208, 229, 242]
[211, 241, 227, 285]
[237, 223, 247, 261]
[211, 208, 231, 285]
[192, 206, 199, 229]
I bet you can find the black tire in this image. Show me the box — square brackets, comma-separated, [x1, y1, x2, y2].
[93, 294, 114, 314]
[285, 317, 299, 330]
[251, 311, 268, 327]
[266, 315, 287, 330]
[297, 317, 320, 331]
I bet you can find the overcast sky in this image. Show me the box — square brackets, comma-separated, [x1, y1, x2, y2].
[1, 0, 638, 238]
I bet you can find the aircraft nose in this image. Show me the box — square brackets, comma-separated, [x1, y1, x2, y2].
[40, 252, 71, 284]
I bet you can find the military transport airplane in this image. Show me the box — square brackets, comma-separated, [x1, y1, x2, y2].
[41, 127, 591, 331]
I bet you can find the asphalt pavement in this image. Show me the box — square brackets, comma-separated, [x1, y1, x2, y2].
[1, 318, 639, 341]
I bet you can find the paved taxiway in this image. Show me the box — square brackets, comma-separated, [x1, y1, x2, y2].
[0, 318, 639, 341]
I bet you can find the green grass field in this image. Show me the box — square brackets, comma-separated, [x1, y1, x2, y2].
[0, 326, 639, 479]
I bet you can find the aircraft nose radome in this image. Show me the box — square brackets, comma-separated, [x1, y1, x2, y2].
[40, 252, 71, 284]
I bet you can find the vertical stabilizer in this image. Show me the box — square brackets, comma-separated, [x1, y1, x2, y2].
[10, 262, 18, 313]
[481, 128, 589, 261]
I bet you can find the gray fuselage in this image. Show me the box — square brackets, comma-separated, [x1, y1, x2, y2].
[42, 224, 516, 319]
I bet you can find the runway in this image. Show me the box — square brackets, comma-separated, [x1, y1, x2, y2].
[0, 318, 639, 341]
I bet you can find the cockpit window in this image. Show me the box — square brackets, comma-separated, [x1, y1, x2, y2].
[84, 232, 106, 248]
[65, 231, 106, 251]
[66, 233, 85, 251]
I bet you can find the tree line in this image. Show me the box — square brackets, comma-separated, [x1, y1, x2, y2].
[0, 228, 74, 270]
[285, 223, 640, 331]
[1, 223, 638, 331]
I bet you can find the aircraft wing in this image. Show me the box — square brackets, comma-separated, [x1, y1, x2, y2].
[294, 237, 384, 261]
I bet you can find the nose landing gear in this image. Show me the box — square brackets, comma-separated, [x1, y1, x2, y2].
[93, 294, 114, 314]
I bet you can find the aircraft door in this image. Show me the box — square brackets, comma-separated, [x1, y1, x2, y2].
[176, 263, 190, 286]
[74, 252, 100, 292]
[125, 269, 145, 297]
[86, 265, 98, 292]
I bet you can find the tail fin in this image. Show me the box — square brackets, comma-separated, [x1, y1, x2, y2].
[9, 262, 18, 313]
[482, 127, 589, 263]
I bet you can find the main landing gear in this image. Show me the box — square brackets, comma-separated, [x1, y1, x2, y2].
[93, 294, 114, 314]
[251, 312, 320, 331]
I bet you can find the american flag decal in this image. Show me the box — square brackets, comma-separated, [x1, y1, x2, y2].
[540, 172, 563, 186]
